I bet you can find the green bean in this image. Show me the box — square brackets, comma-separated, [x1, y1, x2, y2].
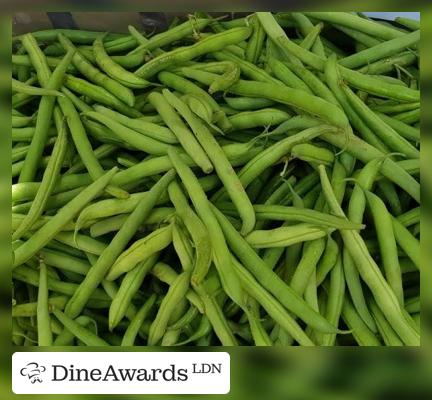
[53, 309, 109, 346]
[64, 170, 175, 319]
[395, 17, 420, 31]
[305, 12, 404, 40]
[168, 305, 199, 331]
[157, 71, 231, 130]
[375, 112, 420, 142]
[148, 270, 191, 345]
[135, 27, 252, 78]
[290, 238, 326, 296]
[358, 51, 417, 75]
[244, 297, 272, 346]
[291, 13, 326, 55]
[369, 300, 403, 346]
[164, 89, 255, 235]
[231, 258, 314, 346]
[57, 98, 128, 200]
[37, 261, 52, 346]
[109, 254, 159, 330]
[13, 265, 109, 302]
[291, 143, 334, 166]
[93, 37, 151, 89]
[393, 108, 420, 124]
[18, 50, 74, 183]
[167, 149, 246, 311]
[58, 33, 135, 107]
[12, 78, 62, 97]
[224, 126, 337, 200]
[121, 294, 156, 346]
[318, 165, 419, 345]
[268, 57, 313, 94]
[184, 68, 350, 132]
[148, 92, 213, 172]
[228, 108, 291, 130]
[75, 192, 148, 232]
[53, 315, 98, 346]
[392, 217, 420, 270]
[168, 181, 212, 285]
[212, 206, 340, 333]
[320, 131, 419, 202]
[15, 29, 125, 44]
[341, 298, 382, 346]
[316, 236, 339, 285]
[280, 60, 339, 105]
[13, 168, 117, 267]
[93, 105, 178, 144]
[224, 96, 274, 111]
[341, 84, 418, 158]
[13, 296, 66, 317]
[13, 54, 78, 72]
[366, 191, 404, 307]
[40, 248, 90, 275]
[12, 115, 34, 131]
[64, 74, 140, 118]
[89, 207, 174, 237]
[340, 30, 419, 69]
[129, 18, 210, 56]
[83, 110, 171, 155]
[245, 15, 266, 64]
[20, 33, 51, 87]
[13, 110, 68, 241]
[397, 207, 420, 227]
[317, 256, 345, 346]
[257, 13, 419, 102]
[219, 203, 364, 230]
[167, 226, 190, 272]
[106, 224, 172, 281]
[211, 50, 281, 84]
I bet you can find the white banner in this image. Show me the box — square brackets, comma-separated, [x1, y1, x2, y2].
[13, 352, 230, 394]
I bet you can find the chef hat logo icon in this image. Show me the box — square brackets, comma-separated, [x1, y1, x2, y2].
[20, 362, 46, 383]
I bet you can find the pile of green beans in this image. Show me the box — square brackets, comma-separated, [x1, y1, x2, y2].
[12, 12, 420, 347]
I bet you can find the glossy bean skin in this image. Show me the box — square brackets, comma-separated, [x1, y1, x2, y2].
[366, 190, 404, 306]
[246, 223, 331, 249]
[318, 165, 419, 345]
[106, 225, 172, 280]
[58, 96, 129, 199]
[148, 92, 213, 172]
[37, 261, 53, 346]
[64, 170, 175, 319]
[18, 50, 74, 183]
[58, 33, 135, 107]
[13, 168, 118, 267]
[164, 89, 255, 235]
[94, 105, 178, 144]
[135, 27, 252, 78]
[257, 13, 419, 102]
[339, 30, 419, 69]
[129, 18, 210, 55]
[64, 74, 140, 118]
[167, 148, 247, 309]
[121, 294, 157, 346]
[168, 181, 212, 285]
[13, 109, 68, 241]
[12, 78, 62, 97]
[93, 37, 151, 89]
[109, 254, 159, 330]
[212, 206, 340, 334]
[148, 270, 192, 345]
[83, 110, 172, 155]
[53, 309, 109, 346]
